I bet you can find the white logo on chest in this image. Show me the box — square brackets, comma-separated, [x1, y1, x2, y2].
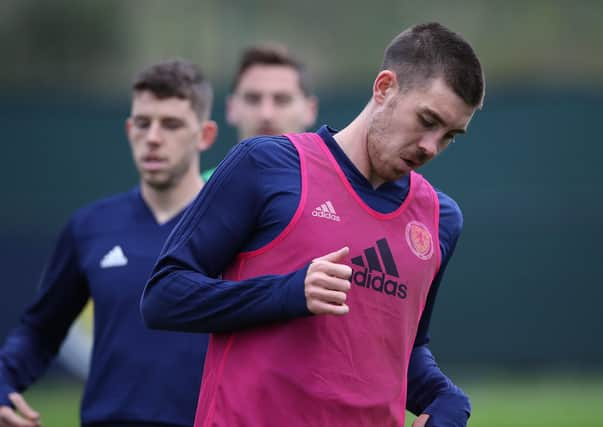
[100, 245, 128, 268]
[312, 200, 341, 222]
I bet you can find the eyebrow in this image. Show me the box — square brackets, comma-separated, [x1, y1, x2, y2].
[421, 107, 466, 135]
[132, 114, 184, 122]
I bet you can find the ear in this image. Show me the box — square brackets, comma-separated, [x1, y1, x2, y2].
[197, 120, 218, 152]
[225, 94, 237, 126]
[125, 118, 132, 139]
[301, 95, 319, 129]
[372, 70, 398, 105]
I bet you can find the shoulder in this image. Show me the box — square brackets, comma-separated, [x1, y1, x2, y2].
[209, 136, 298, 185]
[68, 189, 137, 237]
[433, 188, 463, 250]
[236, 135, 299, 169]
[202, 136, 300, 203]
[435, 190, 463, 227]
[415, 174, 464, 233]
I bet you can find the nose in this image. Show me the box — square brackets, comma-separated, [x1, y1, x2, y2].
[146, 120, 163, 144]
[259, 99, 276, 121]
[418, 134, 439, 160]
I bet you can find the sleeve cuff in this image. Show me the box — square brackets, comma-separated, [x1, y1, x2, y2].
[424, 391, 471, 427]
[0, 383, 16, 408]
[283, 266, 312, 318]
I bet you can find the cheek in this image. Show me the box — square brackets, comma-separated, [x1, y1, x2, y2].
[367, 133, 385, 166]
[282, 103, 306, 119]
[375, 142, 394, 166]
[368, 123, 390, 154]
[128, 137, 143, 154]
[239, 110, 260, 127]
[180, 135, 200, 157]
[229, 106, 249, 124]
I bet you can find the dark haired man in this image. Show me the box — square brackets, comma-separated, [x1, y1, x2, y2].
[202, 43, 317, 180]
[0, 59, 216, 427]
[227, 43, 317, 141]
[144, 23, 483, 427]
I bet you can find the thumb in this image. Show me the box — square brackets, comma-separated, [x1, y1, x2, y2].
[314, 246, 349, 263]
[9, 392, 40, 421]
[412, 414, 430, 427]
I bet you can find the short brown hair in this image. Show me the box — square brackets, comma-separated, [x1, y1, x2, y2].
[382, 22, 485, 107]
[132, 59, 213, 120]
[231, 44, 313, 96]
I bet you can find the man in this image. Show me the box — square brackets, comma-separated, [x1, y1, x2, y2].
[201, 42, 471, 426]
[59, 44, 319, 381]
[206, 46, 480, 424]
[143, 22, 483, 427]
[0, 60, 216, 427]
[227, 43, 319, 142]
[202, 43, 318, 180]
[227, 43, 318, 142]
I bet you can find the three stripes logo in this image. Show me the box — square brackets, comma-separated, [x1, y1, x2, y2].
[311, 200, 341, 222]
[351, 238, 407, 300]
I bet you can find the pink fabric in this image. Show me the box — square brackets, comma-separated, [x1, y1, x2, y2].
[195, 133, 440, 427]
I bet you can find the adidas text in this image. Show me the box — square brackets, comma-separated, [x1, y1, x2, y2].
[311, 210, 341, 222]
[352, 268, 407, 299]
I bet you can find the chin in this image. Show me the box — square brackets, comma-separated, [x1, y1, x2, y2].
[143, 176, 172, 191]
[149, 181, 173, 191]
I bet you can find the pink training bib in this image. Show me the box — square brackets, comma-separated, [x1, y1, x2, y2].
[195, 132, 440, 427]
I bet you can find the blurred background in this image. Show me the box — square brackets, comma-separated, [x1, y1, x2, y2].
[1, 0, 602, 425]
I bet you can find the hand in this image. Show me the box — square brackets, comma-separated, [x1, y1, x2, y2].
[304, 247, 352, 315]
[412, 413, 430, 427]
[0, 393, 41, 427]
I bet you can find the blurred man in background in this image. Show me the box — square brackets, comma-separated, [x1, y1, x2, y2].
[228, 43, 318, 141]
[59, 43, 319, 383]
[143, 23, 483, 427]
[0, 59, 216, 427]
[202, 43, 318, 180]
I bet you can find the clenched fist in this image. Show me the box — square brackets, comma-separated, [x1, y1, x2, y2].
[304, 247, 352, 315]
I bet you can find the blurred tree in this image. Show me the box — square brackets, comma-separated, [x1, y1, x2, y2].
[1, 0, 602, 92]
[0, 0, 127, 90]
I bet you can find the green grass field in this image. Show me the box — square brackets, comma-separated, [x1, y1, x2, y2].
[22, 373, 603, 427]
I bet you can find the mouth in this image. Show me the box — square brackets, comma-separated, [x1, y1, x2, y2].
[257, 126, 279, 135]
[402, 158, 418, 169]
[141, 155, 167, 171]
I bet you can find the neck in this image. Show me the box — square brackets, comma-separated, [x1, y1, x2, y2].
[140, 171, 203, 224]
[334, 104, 383, 187]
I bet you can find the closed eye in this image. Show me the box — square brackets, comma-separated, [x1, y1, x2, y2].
[161, 118, 185, 130]
[418, 114, 436, 129]
[242, 92, 261, 105]
[273, 93, 293, 106]
[132, 116, 151, 129]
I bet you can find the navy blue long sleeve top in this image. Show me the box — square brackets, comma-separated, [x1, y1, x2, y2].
[0, 189, 208, 427]
[143, 125, 471, 426]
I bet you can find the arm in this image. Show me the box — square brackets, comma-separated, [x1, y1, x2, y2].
[0, 220, 88, 415]
[407, 345, 470, 427]
[141, 139, 312, 333]
[405, 192, 471, 427]
[405, 269, 470, 426]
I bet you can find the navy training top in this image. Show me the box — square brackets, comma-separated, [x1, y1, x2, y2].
[0, 188, 208, 427]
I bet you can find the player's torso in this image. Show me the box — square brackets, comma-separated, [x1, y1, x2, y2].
[197, 134, 440, 427]
[78, 222, 169, 315]
[72, 191, 206, 425]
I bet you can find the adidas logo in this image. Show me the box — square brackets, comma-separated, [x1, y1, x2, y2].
[100, 245, 128, 268]
[351, 238, 407, 300]
[311, 200, 340, 222]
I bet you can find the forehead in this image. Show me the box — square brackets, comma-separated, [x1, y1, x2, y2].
[404, 78, 476, 129]
[236, 64, 303, 95]
[131, 91, 195, 117]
